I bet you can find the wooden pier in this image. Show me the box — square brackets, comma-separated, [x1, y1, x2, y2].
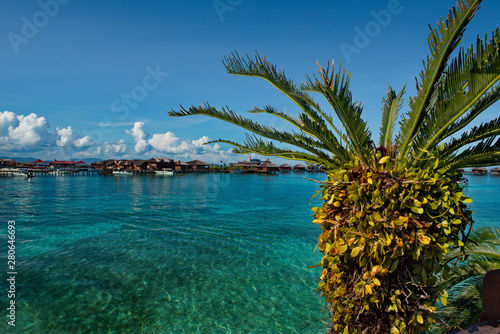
[0, 169, 102, 177]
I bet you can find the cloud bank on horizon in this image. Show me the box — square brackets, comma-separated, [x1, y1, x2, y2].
[0, 110, 238, 163]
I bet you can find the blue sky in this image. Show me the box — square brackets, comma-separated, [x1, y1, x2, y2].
[0, 0, 499, 163]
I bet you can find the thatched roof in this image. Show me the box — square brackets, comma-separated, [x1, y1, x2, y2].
[293, 164, 307, 169]
[279, 164, 292, 168]
[259, 161, 278, 168]
[175, 160, 190, 166]
[188, 160, 210, 166]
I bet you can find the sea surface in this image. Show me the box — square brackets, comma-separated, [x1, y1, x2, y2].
[0, 172, 499, 334]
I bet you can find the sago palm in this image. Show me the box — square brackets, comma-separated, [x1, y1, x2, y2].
[168, 0, 500, 332]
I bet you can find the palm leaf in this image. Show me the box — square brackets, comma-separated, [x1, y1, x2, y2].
[414, 27, 500, 161]
[434, 275, 483, 333]
[434, 225, 500, 332]
[442, 82, 500, 139]
[439, 116, 500, 161]
[223, 52, 334, 135]
[211, 136, 336, 168]
[302, 60, 372, 165]
[379, 85, 405, 147]
[168, 104, 343, 165]
[444, 136, 500, 170]
[397, 0, 482, 160]
[221, 52, 354, 164]
[248, 105, 351, 163]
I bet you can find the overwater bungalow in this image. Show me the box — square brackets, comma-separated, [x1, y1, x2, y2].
[230, 161, 247, 168]
[49, 160, 76, 169]
[230, 160, 259, 170]
[471, 167, 488, 175]
[279, 163, 292, 172]
[75, 160, 90, 170]
[105, 160, 117, 169]
[490, 167, 500, 176]
[188, 160, 210, 171]
[91, 161, 105, 170]
[255, 159, 279, 173]
[147, 158, 175, 171]
[174, 160, 191, 172]
[293, 164, 307, 172]
[30, 159, 49, 169]
[132, 160, 149, 171]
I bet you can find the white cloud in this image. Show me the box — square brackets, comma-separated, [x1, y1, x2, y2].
[101, 139, 128, 154]
[0, 111, 276, 164]
[74, 136, 94, 148]
[56, 126, 95, 150]
[148, 133, 213, 154]
[147, 132, 240, 163]
[148, 131, 179, 152]
[126, 122, 150, 153]
[56, 126, 77, 147]
[0, 111, 18, 137]
[6, 112, 50, 147]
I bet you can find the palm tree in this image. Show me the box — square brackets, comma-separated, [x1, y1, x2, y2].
[432, 226, 500, 333]
[168, 1, 500, 332]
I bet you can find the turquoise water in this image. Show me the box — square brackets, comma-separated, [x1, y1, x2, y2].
[0, 173, 498, 333]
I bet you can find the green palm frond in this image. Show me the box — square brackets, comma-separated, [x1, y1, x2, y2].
[443, 225, 500, 280]
[223, 52, 335, 136]
[434, 275, 483, 333]
[169, 104, 344, 165]
[248, 105, 351, 162]
[469, 226, 500, 243]
[414, 27, 500, 161]
[247, 105, 303, 130]
[302, 60, 372, 165]
[439, 116, 500, 164]
[442, 82, 500, 139]
[211, 135, 336, 167]
[444, 136, 500, 170]
[434, 226, 500, 332]
[379, 85, 405, 147]
[397, 0, 482, 160]
[290, 91, 356, 153]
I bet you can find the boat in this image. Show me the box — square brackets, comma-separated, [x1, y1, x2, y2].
[113, 170, 133, 175]
[13, 172, 28, 177]
[155, 168, 174, 175]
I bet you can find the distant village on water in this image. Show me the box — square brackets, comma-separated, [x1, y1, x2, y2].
[0, 157, 325, 176]
[1, 157, 499, 177]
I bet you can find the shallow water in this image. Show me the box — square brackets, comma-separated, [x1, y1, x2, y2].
[0, 172, 498, 333]
[0, 173, 329, 333]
